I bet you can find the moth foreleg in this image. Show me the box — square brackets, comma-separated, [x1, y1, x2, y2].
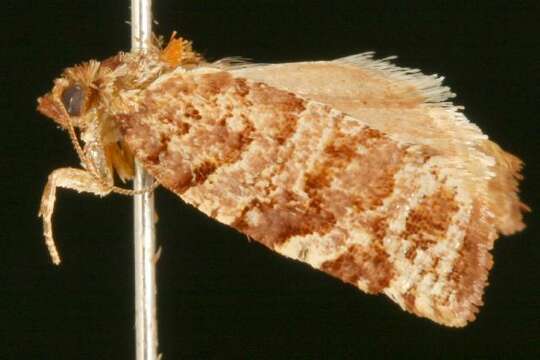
[38, 167, 112, 265]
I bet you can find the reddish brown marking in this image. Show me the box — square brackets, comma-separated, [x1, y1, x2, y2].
[304, 166, 331, 191]
[223, 122, 255, 161]
[157, 149, 194, 193]
[405, 247, 417, 261]
[370, 216, 389, 241]
[247, 81, 306, 145]
[250, 82, 306, 113]
[275, 113, 299, 145]
[118, 111, 199, 193]
[193, 161, 217, 185]
[304, 125, 405, 225]
[183, 103, 202, 120]
[402, 291, 417, 311]
[232, 191, 336, 248]
[321, 245, 394, 293]
[178, 121, 191, 135]
[159, 112, 191, 136]
[449, 201, 493, 310]
[155, 73, 197, 96]
[159, 118, 253, 193]
[403, 186, 460, 260]
[199, 71, 234, 96]
[118, 114, 167, 163]
[234, 78, 250, 97]
[432, 256, 441, 270]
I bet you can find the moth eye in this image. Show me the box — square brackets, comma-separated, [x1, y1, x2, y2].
[61, 84, 85, 116]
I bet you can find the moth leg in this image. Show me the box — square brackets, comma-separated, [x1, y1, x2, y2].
[38, 167, 112, 265]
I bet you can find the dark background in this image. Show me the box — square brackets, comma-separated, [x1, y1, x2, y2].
[2, 1, 539, 359]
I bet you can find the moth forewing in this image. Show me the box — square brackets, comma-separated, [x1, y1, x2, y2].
[37, 35, 526, 327]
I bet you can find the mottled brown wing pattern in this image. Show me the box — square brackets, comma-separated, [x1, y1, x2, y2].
[118, 68, 491, 326]
[232, 58, 526, 236]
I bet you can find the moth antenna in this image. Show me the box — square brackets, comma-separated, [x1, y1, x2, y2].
[62, 111, 101, 179]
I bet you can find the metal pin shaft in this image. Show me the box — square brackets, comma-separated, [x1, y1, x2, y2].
[131, 1, 159, 359]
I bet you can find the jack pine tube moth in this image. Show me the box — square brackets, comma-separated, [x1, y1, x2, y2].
[37, 34, 528, 327]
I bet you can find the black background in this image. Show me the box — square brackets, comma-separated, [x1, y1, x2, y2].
[3, 1, 539, 359]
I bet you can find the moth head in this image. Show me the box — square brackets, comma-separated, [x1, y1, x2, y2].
[37, 59, 134, 182]
[37, 60, 103, 130]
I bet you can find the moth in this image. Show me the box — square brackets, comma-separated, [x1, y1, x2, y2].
[37, 35, 527, 327]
